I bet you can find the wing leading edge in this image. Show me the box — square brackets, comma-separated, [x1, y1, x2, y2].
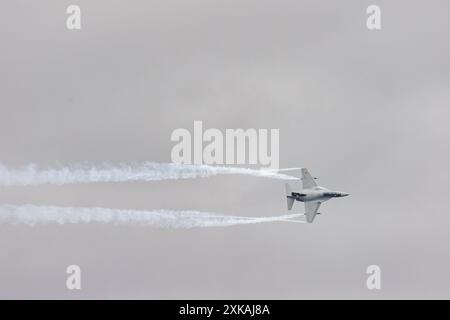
[305, 201, 321, 223]
[301, 168, 317, 189]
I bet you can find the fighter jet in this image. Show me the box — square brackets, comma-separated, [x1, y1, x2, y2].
[285, 168, 349, 223]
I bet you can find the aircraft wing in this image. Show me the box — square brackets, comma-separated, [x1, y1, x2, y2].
[301, 168, 317, 189]
[305, 201, 321, 223]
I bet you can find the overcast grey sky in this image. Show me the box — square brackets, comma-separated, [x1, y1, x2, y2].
[1, 0, 450, 298]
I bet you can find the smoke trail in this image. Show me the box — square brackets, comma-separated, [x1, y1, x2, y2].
[0, 162, 299, 186]
[0, 205, 305, 228]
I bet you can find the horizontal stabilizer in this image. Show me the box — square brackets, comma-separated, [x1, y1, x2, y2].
[285, 183, 295, 210]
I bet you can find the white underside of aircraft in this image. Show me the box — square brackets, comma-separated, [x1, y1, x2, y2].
[285, 168, 349, 223]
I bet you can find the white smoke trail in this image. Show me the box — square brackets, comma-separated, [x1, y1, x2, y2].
[0, 162, 299, 186]
[0, 205, 305, 228]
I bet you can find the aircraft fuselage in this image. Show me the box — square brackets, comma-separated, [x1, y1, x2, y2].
[289, 186, 349, 203]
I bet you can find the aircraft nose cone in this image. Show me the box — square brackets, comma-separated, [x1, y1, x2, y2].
[341, 192, 350, 197]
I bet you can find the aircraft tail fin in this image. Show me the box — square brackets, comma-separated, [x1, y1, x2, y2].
[285, 183, 294, 210]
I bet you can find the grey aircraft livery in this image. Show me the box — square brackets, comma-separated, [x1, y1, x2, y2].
[285, 168, 349, 223]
